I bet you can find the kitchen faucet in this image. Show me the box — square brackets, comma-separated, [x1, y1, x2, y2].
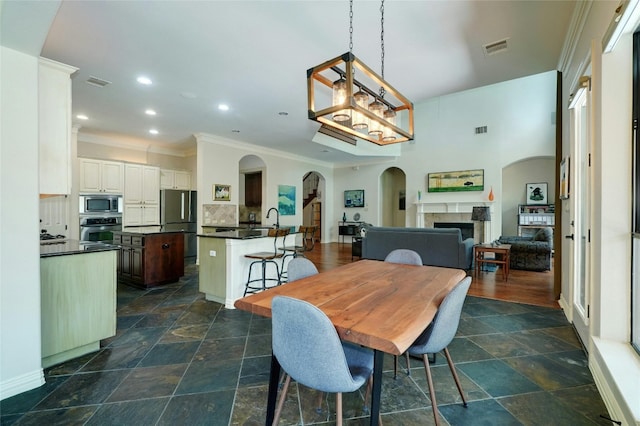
[266, 207, 279, 228]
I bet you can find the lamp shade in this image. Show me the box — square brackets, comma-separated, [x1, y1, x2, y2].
[471, 206, 491, 222]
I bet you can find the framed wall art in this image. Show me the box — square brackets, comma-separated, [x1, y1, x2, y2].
[213, 184, 231, 201]
[526, 182, 548, 205]
[427, 169, 484, 193]
[278, 184, 296, 215]
[559, 156, 570, 200]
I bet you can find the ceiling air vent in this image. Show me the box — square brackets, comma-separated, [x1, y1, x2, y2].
[475, 126, 488, 135]
[483, 38, 509, 56]
[86, 76, 112, 87]
[318, 124, 357, 146]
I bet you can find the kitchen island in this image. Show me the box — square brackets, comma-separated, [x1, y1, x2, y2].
[198, 228, 299, 309]
[40, 240, 119, 368]
[113, 229, 184, 289]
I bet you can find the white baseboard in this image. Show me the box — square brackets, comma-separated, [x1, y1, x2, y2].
[0, 368, 44, 401]
[591, 337, 640, 426]
[558, 292, 571, 320]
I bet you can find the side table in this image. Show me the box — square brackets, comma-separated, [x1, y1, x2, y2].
[474, 243, 511, 281]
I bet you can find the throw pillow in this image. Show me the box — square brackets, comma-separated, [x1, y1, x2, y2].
[533, 227, 552, 242]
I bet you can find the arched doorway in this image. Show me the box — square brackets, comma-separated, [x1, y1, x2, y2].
[380, 167, 406, 227]
[239, 155, 266, 225]
[301, 171, 325, 241]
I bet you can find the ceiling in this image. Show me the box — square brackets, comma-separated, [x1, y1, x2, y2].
[6, 1, 578, 165]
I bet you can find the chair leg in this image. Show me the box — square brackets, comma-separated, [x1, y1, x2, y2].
[272, 374, 291, 426]
[405, 352, 411, 376]
[336, 392, 343, 426]
[422, 354, 441, 426]
[443, 347, 468, 407]
[316, 391, 324, 414]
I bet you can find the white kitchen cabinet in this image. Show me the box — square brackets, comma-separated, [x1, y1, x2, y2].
[123, 203, 160, 226]
[160, 169, 191, 190]
[39, 58, 77, 195]
[124, 164, 160, 225]
[79, 158, 124, 194]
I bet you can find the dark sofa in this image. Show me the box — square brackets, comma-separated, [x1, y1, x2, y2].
[498, 227, 553, 271]
[361, 226, 474, 270]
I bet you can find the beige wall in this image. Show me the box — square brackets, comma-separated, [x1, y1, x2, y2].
[501, 157, 555, 236]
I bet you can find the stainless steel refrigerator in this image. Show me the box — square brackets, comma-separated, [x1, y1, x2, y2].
[160, 189, 197, 258]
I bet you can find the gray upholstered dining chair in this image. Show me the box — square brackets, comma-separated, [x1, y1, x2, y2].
[271, 296, 374, 425]
[384, 248, 423, 378]
[408, 276, 472, 426]
[384, 248, 423, 265]
[285, 257, 319, 282]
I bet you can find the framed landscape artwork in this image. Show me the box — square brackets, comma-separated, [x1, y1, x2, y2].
[427, 169, 484, 193]
[214, 184, 230, 201]
[278, 184, 296, 215]
[526, 182, 548, 205]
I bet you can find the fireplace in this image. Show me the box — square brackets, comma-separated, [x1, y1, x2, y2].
[434, 222, 474, 240]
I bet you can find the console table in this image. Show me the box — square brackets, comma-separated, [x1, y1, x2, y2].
[338, 221, 362, 244]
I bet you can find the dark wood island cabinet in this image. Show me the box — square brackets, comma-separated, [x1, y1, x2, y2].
[113, 230, 184, 288]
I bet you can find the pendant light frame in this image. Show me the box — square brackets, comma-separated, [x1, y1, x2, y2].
[307, 52, 414, 145]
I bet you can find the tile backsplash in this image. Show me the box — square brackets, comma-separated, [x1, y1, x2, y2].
[202, 204, 236, 225]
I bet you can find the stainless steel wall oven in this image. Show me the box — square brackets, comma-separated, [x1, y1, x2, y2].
[79, 215, 122, 243]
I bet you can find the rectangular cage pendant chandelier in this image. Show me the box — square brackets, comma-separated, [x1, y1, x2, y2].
[306, 0, 413, 146]
[307, 52, 414, 145]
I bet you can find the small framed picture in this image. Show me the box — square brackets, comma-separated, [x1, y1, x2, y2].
[526, 182, 548, 205]
[213, 184, 231, 201]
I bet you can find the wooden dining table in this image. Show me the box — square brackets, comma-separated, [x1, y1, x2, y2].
[234, 259, 466, 426]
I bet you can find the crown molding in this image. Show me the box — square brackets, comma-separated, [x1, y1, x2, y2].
[557, 0, 593, 74]
[194, 132, 335, 169]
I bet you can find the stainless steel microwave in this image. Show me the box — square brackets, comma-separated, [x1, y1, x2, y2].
[79, 194, 122, 214]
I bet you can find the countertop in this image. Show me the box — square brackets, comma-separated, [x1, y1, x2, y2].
[40, 240, 120, 258]
[114, 228, 185, 236]
[198, 229, 274, 240]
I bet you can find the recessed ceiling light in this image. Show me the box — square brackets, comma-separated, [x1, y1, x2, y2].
[145, 109, 156, 116]
[218, 104, 230, 111]
[137, 76, 152, 85]
[76, 114, 89, 120]
[149, 129, 159, 135]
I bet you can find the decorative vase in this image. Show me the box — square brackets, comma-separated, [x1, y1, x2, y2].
[342, 212, 347, 222]
[488, 187, 494, 201]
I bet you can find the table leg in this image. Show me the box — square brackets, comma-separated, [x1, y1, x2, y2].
[265, 353, 281, 426]
[505, 251, 510, 281]
[369, 350, 384, 426]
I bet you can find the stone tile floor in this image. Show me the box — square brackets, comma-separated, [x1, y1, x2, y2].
[1, 263, 611, 425]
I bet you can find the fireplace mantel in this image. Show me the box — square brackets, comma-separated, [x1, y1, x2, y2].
[415, 201, 494, 228]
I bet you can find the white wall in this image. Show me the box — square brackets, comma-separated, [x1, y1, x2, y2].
[195, 134, 334, 241]
[333, 71, 558, 242]
[0, 47, 45, 399]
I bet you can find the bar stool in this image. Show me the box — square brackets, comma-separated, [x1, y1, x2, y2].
[280, 226, 317, 282]
[243, 228, 290, 296]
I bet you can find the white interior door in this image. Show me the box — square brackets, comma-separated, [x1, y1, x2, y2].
[572, 84, 591, 347]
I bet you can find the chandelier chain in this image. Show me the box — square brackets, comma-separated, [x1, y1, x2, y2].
[379, 0, 386, 98]
[349, 0, 354, 53]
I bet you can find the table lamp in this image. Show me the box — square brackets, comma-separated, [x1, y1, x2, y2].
[471, 206, 491, 243]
